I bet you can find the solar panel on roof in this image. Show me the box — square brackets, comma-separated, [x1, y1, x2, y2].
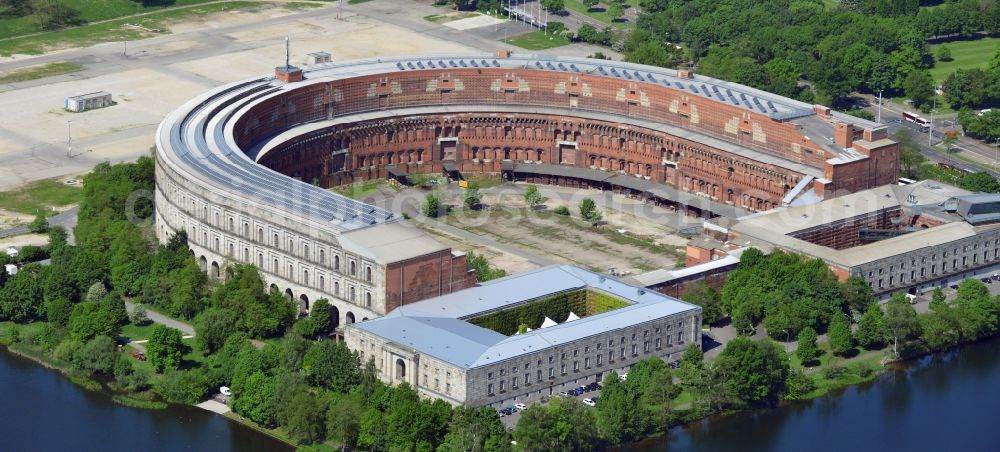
[756, 104, 768, 113]
[688, 84, 697, 91]
[673, 81, 684, 89]
[712, 86, 721, 93]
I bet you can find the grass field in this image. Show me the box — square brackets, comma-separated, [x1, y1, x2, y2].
[503, 30, 571, 50]
[563, 0, 640, 28]
[0, 0, 218, 40]
[929, 37, 1000, 83]
[424, 12, 479, 24]
[0, 177, 83, 215]
[333, 180, 381, 199]
[0, 1, 267, 56]
[0, 61, 82, 83]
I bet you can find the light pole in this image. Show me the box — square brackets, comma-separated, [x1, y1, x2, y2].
[877, 89, 883, 124]
[66, 120, 72, 157]
[929, 96, 936, 147]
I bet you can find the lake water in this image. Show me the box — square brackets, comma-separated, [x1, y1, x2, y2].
[0, 348, 291, 452]
[6, 337, 1000, 452]
[632, 336, 1000, 452]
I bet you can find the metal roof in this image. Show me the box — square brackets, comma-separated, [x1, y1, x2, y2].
[349, 265, 700, 369]
[957, 194, 1000, 225]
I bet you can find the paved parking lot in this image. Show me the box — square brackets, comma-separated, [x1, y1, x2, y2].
[497, 377, 609, 429]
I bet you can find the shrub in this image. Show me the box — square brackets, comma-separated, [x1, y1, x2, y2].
[28, 214, 49, 233]
[129, 304, 152, 326]
[553, 205, 570, 216]
[86, 282, 108, 301]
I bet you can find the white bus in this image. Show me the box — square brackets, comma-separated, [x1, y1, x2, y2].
[902, 111, 931, 131]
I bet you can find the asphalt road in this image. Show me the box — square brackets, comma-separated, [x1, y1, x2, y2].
[0, 205, 78, 242]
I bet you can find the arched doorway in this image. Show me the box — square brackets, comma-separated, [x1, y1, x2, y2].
[210, 261, 220, 280]
[284, 288, 293, 301]
[346, 312, 356, 324]
[299, 294, 309, 313]
[331, 305, 340, 330]
[198, 256, 207, 271]
[269, 283, 278, 294]
[395, 358, 406, 380]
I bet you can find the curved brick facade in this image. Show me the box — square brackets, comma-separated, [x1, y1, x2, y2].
[155, 54, 899, 328]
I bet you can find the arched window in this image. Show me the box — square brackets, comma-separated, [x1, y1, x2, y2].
[319, 276, 325, 289]
[304, 245, 310, 260]
[288, 264, 294, 279]
[320, 249, 325, 264]
[334, 255, 340, 271]
[273, 259, 279, 272]
[350, 286, 356, 302]
[288, 238, 294, 253]
[303, 270, 309, 285]
[273, 233, 279, 246]
[228, 243, 233, 256]
[365, 266, 372, 282]
[350, 261, 356, 276]
[335, 281, 340, 295]
[244, 248, 250, 262]
[365, 292, 372, 307]
[229, 217, 234, 231]
[257, 228, 263, 242]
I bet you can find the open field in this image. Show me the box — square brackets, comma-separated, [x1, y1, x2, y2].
[563, 0, 640, 28]
[424, 12, 480, 24]
[0, 1, 296, 57]
[0, 61, 81, 83]
[503, 30, 571, 50]
[929, 37, 1000, 83]
[0, 177, 82, 216]
[0, 0, 220, 40]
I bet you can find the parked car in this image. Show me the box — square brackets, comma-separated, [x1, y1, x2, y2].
[583, 398, 596, 407]
[514, 403, 527, 410]
[619, 373, 628, 382]
[578, 385, 589, 393]
[220, 386, 232, 396]
[497, 410, 505, 417]
[558, 390, 571, 397]
[539, 396, 549, 404]
[669, 360, 681, 369]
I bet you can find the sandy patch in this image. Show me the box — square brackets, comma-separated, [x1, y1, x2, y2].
[0, 233, 49, 249]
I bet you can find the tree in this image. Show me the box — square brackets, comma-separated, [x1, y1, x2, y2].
[929, 287, 948, 312]
[0, 265, 44, 322]
[578, 198, 602, 224]
[892, 128, 926, 179]
[681, 281, 723, 325]
[86, 282, 108, 301]
[231, 371, 277, 427]
[935, 45, 952, 62]
[281, 390, 327, 444]
[327, 394, 364, 451]
[72, 335, 117, 376]
[919, 309, 960, 351]
[540, 0, 564, 13]
[309, 298, 334, 337]
[902, 70, 934, 107]
[422, 192, 443, 218]
[129, 304, 152, 326]
[606, 0, 624, 21]
[827, 314, 854, 356]
[784, 369, 816, 400]
[732, 307, 755, 336]
[514, 397, 598, 451]
[959, 172, 1000, 193]
[595, 370, 643, 445]
[884, 292, 919, 358]
[439, 406, 510, 452]
[147, 324, 187, 373]
[855, 301, 886, 350]
[463, 185, 482, 209]
[716, 338, 789, 404]
[466, 251, 507, 282]
[30, 0, 81, 30]
[302, 340, 360, 392]
[195, 308, 239, 354]
[28, 213, 48, 233]
[796, 326, 819, 365]
[523, 184, 543, 208]
[69, 300, 121, 342]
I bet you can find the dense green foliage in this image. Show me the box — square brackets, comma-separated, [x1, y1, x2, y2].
[722, 249, 849, 339]
[147, 325, 187, 373]
[578, 198, 602, 224]
[466, 251, 508, 282]
[680, 280, 722, 325]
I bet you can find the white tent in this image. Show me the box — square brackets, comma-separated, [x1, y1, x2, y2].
[540, 317, 557, 328]
[565, 312, 580, 322]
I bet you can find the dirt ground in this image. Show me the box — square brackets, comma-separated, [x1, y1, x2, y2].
[0, 233, 49, 250]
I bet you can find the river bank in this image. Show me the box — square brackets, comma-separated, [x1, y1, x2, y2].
[0, 346, 293, 451]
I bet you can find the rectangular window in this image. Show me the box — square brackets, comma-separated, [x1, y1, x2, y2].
[585, 357, 591, 368]
[597, 354, 603, 365]
[561, 364, 566, 375]
[525, 373, 530, 385]
[499, 380, 505, 392]
[656, 338, 662, 348]
[631, 344, 638, 355]
[488, 383, 494, 394]
[573, 361, 579, 371]
[644, 341, 650, 352]
[537, 369, 542, 381]
[512, 377, 518, 388]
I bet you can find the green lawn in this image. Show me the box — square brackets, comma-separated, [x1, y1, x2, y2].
[0, 177, 83, 216]
[120, 323, 158, 343]
[464, 173, 503, 189]
[0, 0, 219, 40]
[0, 2, 273, 56]
[503, 30, 571, 50]
[0, 61, 82, 83]
[929, 37, 1000, 83]
[562, 0, 640, 28]
[333, 180, 382, 199]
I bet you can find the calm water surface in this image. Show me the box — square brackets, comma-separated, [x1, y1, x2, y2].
[0, 348, 291, 452]
[632, 336, 1000, 452]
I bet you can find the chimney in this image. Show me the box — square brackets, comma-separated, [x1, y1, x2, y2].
[495, 49, 511, 59]
[677, 70, 694, 79]
[813, 105, 831, 117]
[864, 128, 888, 142]
[834, 123, 853, 148]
